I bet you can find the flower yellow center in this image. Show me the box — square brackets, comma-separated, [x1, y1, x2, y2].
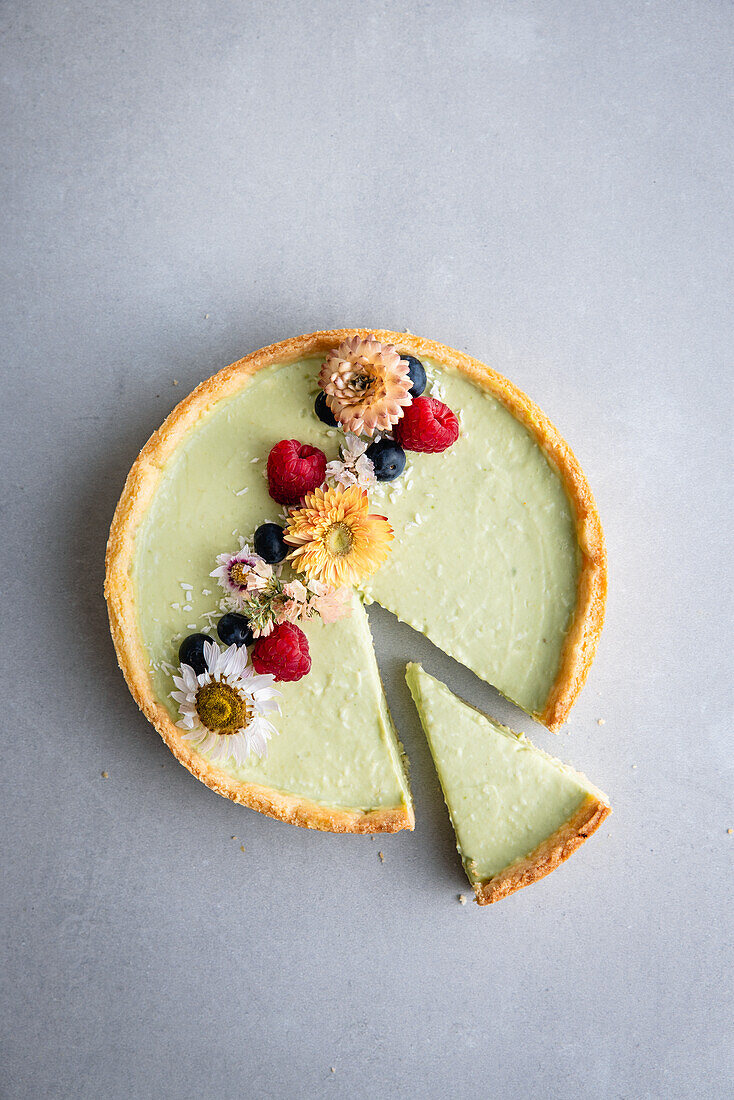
[195, 680, 252, 733]
[324, 521, 354, 558]
[229, 562, 250, 586]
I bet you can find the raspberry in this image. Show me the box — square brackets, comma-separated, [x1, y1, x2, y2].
[394, 396, 459, 453]
[267, 439, 326, 505]
[251, 623, 311, 682]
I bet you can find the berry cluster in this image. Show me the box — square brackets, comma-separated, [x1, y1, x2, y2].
[316, 351, 458, 484]
[265, 353, 458, 506]
[178, 348, 460, 694]
[178, 516, 312, 684]
[179, 614, 310, 685]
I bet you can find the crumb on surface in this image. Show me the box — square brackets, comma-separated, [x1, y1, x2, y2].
[378, 851, 384, 863]
[727, 828, 733, 835]
[101, 771, 108, 778]
[597, 718, 606, 726]
[330, 1067, 336, 1074]
[173, 379, 179, 385]
[458, 894, 467, 905]
[232, 836, 237, 840]
[240, 845, 245, 853]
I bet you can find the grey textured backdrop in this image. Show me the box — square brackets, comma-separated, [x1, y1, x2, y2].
[2, 2, 732, 1098]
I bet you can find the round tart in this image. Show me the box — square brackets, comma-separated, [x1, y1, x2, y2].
[105, 329, 606, 834]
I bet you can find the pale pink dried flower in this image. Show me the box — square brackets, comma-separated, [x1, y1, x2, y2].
[319, 336, 412, 437]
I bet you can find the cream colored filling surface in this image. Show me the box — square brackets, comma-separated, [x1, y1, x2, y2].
[406, 663, 604, 882]
[132, 354, 580, 810]
[365, 361, 579, 717]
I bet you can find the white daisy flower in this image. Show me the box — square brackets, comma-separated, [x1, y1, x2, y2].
[210, 539, 266, 602]
[171, 640, 280, 765]
[325, 432, 376, 490]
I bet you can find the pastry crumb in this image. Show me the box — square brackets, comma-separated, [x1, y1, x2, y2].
[378, 851, 384, 863]
[597, 718, 606, 726]
[240, 845, 245, 853]
[458, 894, 467, 905]
[330, 1067, 336, 1073]
[727, 828, 733, 835]
[101, 771, 109, 778]
[173, 379, 179, 385]
[232, 836, 238, 841]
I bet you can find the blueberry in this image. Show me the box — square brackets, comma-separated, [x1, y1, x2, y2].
[403, 355, 427, 398]
[366, 438, 406, 482]
[217, 612, 254, 648]
[314, 391, 337, 426]
[254, 522, 289, 563]
[178, 633, 211, 675]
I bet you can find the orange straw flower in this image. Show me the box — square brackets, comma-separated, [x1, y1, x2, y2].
[284, 484, 394, 588]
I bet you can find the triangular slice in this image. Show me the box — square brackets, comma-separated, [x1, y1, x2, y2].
[406, 663, 610, 904]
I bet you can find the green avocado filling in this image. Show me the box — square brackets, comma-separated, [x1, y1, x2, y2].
[131, 354, 580, 813]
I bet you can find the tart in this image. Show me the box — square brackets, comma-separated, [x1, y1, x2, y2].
[406, 663, 611, 904]
[105, 329, 606, 835]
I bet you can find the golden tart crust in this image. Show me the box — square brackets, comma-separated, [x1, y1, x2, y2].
[105, 329, 606, 831]
[472, 794, 611, 905]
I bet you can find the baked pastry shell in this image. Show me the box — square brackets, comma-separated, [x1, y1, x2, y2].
[105, 329, 607, 831]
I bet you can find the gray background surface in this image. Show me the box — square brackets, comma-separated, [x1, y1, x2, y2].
[2, 2, 732, 1097]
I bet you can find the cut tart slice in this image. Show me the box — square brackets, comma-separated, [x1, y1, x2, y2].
[405, 663, 610, 904]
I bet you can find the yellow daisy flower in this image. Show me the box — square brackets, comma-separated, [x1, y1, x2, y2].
[284, 484, 394, 589]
